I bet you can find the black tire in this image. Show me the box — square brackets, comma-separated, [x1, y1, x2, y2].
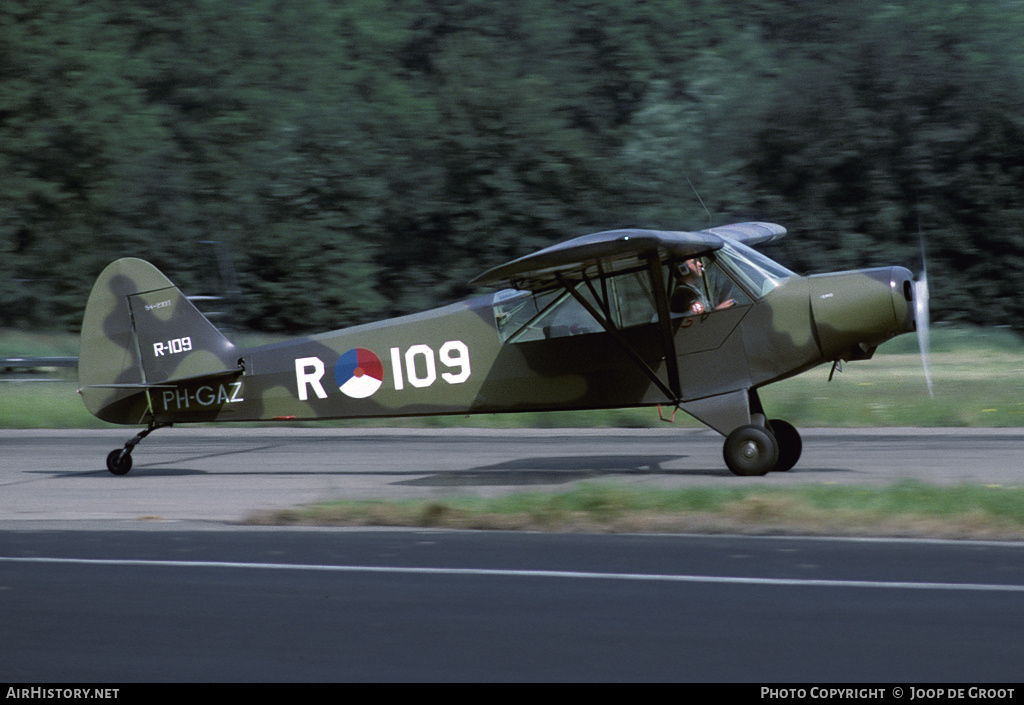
[723, 425, 779, 477]
[768, 419, 802, 472]
[106, 449, 132, 476]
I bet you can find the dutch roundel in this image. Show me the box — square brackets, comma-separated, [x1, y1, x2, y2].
[334, 348, 384, 399]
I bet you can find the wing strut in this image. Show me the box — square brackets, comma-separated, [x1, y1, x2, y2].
[555, 272, 681, 404]
[646, 255, 682, 400]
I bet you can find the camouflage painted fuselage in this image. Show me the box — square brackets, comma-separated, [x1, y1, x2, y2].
[79, 256, 916, 433]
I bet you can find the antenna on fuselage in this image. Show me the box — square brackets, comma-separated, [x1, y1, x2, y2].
[685, 174, 713, 228]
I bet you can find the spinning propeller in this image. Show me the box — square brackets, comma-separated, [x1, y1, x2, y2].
[914, 229, 933, 397]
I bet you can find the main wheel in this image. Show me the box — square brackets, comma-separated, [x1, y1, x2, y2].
[768, 419, 802, 472]
[723, 425, 779, 476]
[106, 449, 132, 476]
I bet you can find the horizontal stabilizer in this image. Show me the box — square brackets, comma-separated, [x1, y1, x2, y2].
[83, 368, 242, 391]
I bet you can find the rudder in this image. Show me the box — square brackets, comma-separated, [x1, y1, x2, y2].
[79, 258, 240, 424]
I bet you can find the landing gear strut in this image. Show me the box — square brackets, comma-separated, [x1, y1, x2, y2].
[722, 418, 802, 476]
[106, 422, 171, 476]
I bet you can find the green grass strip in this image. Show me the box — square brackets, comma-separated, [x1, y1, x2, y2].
[250, 481, 1024, 540]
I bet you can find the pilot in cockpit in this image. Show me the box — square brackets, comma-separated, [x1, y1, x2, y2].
[670, 258, 736, 316]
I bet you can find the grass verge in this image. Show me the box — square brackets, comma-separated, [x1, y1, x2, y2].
[247, 481, 1024, 540]
[4, 324, 1024, 428]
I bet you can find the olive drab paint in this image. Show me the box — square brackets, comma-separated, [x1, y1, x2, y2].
[80, 222, 926, 476]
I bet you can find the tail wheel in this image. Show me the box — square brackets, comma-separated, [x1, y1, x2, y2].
[106, 449, 132, 476]
[723, 425, 779, 477]
[768, 419, 802, 472]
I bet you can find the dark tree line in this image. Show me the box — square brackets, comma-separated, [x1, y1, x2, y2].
[3, 0, 1024, 333]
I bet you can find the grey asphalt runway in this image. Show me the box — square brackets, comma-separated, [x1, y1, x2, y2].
[4, 529, 1024, 682]
[4, 428, 1024, 682]
[1, 426, 1022, 523]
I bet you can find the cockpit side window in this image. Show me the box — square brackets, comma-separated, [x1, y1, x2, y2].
[493, 269, 654, 343]
[668, 255, 753, 315]
[610, 271, 657, 329]
[491, 245, 781, 343]
[493, 288, 559, 343]
[702, 256, 754, 309]
[494, 283, 604, 343]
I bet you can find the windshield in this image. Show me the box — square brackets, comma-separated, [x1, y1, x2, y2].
[713, 239, 795, 298]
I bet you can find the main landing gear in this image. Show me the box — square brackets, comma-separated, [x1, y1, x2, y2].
[106, 422, 171, 476]
[722, 418, 802, 477]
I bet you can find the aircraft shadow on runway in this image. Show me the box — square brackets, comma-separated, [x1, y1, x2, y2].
[399, 457, 858, 487]
[47, 446, 853, 482]
[398, 454, 726, 487]
[53, 452, 708, 482]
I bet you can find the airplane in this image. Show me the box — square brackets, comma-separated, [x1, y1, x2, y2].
[78, 221, 928, 477]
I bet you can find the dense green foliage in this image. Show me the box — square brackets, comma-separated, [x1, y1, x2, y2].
[3, 0, 1024, 333]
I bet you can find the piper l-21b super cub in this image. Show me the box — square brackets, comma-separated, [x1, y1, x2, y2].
[79, 222, 928, 476]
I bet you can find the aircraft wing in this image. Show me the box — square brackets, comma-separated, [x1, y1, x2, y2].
[471, 222, 786, 290]
[700, 222, 787, 246]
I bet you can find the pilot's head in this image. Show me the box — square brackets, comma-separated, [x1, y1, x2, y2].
[681, 258, 703, 280]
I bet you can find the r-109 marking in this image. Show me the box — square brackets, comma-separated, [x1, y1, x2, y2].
[153, 336, 192, 357]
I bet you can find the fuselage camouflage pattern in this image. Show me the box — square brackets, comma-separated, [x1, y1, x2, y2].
[79, 222, 921, 476]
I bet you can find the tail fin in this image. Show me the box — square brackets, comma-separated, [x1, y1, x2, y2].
[79, 258, 241, 424]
